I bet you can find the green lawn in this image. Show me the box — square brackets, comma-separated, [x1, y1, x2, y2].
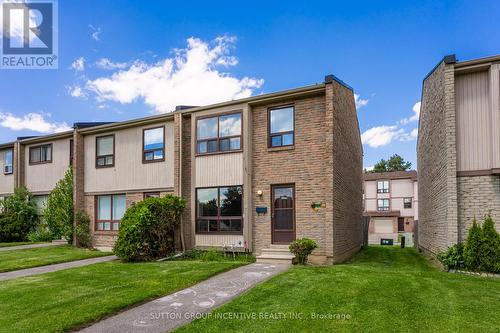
[0, 260, 246, 333]
[0, 245, 111, 272]
[176, 247, 500, 333]
[0, 241, 43, 248]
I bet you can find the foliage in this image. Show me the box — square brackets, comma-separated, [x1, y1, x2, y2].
[0, 187, 38, 242]
[437, 243, 464, 270]
[43, 168, 74, 241]
[463, 219, 483, 271]
[289, 238, 317, 264]
[178, 249, 255, 263]
[372, 154, 412, 172]
[479, 215, 500, 273]
[114, 195, 185, 261]
[75, 210, 92, 248]
[27, 221, 54, 242]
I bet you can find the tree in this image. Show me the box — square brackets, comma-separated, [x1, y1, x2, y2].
[479, 215, 500, 273]
[43, 168, 74, 241]
[463, 219, 482, 270]
[372, 154, 412, 172]
[0, 187, 38, 242]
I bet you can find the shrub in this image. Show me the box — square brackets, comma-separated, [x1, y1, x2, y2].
[75, 210, 92, 248]
[27, 221, 54, 242]
[464, 219, 482, 271]
[437, 243, 464, 270]
[289, 238, 317, 265]
[114, 195, 185, 261]
[479, 215, 500, 273]
[0, 187, 38, 242]
[43, 168, 73, 241]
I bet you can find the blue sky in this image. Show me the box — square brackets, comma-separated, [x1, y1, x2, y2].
[1, 0, 499, 169]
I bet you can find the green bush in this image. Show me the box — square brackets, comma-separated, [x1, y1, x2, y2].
[176, 249, 255, 262]
[43, 168, 73, 241]
[437, 243, 464, 270]
[289, 238, 318, 265]
[479, 215, 500, 273]
[27, 221, 54, 242]
[114, 195, 185, 261]
[75, 210, 92, 248]
[0, 187, 38, 242]
[464, 219, 482, 271]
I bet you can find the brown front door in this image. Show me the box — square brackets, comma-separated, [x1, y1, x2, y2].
[271, 184, 296, 244]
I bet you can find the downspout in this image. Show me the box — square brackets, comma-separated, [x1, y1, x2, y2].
[179, 114, 186, 252]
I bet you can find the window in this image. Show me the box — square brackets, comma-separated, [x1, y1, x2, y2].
[196, 186, 243, 233]
[143, 127, 165, 162]
[69, 139, 74, 166]
[96, 194, 125, 231]
[377, 180, 389, 193]
[32, 195, 48, 216]
[96, 135, 114, 167]
[196, 113, 242, 154]
[269, 106, 294, 147]
[144, 192, 160, 199]
[29, 144, 52, 164]
[404, 198, 412, 209]
[377, 199, 390, 211]
[3, 149, 13, 174]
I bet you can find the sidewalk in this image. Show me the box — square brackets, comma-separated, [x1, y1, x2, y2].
[0, 255, 117, 281]
[79, 263, 290, 333]
[0, 242, 65, 252]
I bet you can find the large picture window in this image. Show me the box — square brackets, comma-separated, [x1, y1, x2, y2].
[29, 144, 52, 164]
[269, 106, 294, 147]
[143, 127, 165, 162]
[196, 186, 243, 233]
[377, 199, 390, 211]
[377, 180, 389, 193]
[3, 149, 13, 174]
[96, 194, 126, 231]
[196, 113, 242, 154]
[96, 135, 114, 167]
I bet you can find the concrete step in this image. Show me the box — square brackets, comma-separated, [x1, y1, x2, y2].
[256, 246, 295, 264]
[269, 244, 290, 250]
[260, 248, 292, 255]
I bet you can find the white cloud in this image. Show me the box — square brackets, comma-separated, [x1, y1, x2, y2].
[67, 85, 86, 99]
[96, 58, 128, 70]
[354, 94, 369, 109]
[364, 165, 374, 172]
[89, 24, 102, 41]
[361, 125, 405, 148]
[410, 128, 418, 139]
[0, 112, 71, 133]
[84, 36, 264, 113]
[0, 1, 42, 46]
[400, 101, 421, 124]
[71, 57, 85, 72]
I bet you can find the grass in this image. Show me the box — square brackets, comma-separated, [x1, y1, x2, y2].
[0, 241, 43, 248]
[176, 246, 500, 333]
[0, 245, 111, 272]
[0, 260, 246, 333]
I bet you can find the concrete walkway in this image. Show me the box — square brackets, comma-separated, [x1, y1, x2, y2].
[79, 263, 290, 333]
[0, 242, 65, 252]
[0, 255, 117, 281]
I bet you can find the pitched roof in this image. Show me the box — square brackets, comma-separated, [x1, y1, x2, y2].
[363, 170, 417, 181]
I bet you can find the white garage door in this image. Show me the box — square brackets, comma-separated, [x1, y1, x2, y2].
[374, 219, 393, 234]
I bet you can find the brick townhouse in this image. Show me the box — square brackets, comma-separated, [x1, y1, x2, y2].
[0, 75, 363, 264]
[363, 170, 418, 245]
[418, 54, 500, 255]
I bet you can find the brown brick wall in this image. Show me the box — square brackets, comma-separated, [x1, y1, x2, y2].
[418, 60, 459, 255]
[328, 80, 363, 263]
[181, 115, 193, 249]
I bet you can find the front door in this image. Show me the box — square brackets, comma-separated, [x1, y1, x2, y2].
[271, 184, 296, 244]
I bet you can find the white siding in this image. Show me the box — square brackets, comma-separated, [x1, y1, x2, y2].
[0, 149, 14, 195]
[25, 138, 71, 193]
[84, 121, 174, 193]
[195, 153, 243, 187]
[195, 234, 244, 248]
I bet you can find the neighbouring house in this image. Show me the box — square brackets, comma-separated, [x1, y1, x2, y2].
[363, 171, 418, 245]
[1, 75, 364, 264]
[0, 142, 15, 201]
[418, 54, 500, 255]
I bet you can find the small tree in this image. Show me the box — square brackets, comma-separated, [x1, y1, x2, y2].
[372, 154, 412, 173]
[43, 168, 73, 241]
[463, 219, 482, 271]
[479, 215, 500, 273]
[289, 238, 318, 265]
[0, 187, 38, 242]
[75, 210, 92, 248]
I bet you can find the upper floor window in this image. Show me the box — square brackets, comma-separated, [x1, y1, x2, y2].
[96, 194, 125, 231]
[196, 113, 242, 154]
[96, 135, 114, 168]
[377, 180, 389, 193]
[3, 149, 13, 174]
[143, 127, 165, 162]
[377, 199, 390, 211]
[196, 186, 243, 233]
[29, 144, 52, 165]
[403, 198, 412, 209]
[269, 106, 294, 148]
